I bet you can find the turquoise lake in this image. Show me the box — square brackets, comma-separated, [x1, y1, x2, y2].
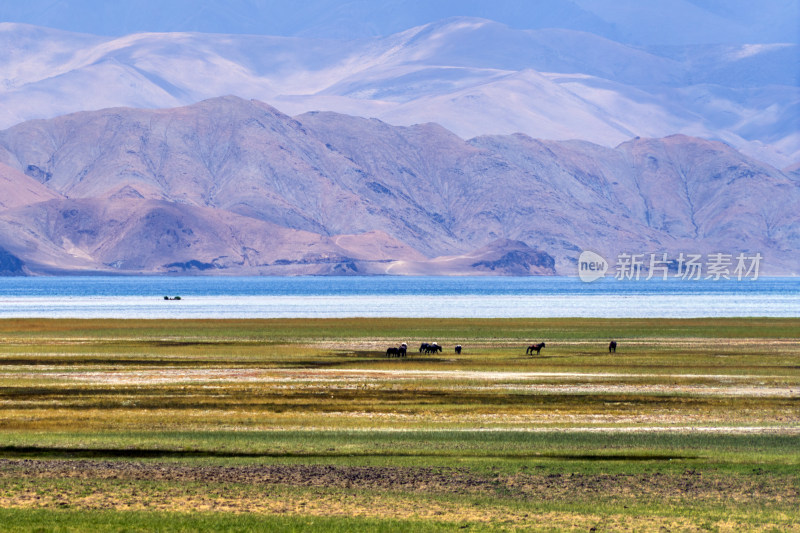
[0, 276, 798, 318]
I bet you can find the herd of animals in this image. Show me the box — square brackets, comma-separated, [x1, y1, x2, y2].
[386, 341, 618, 357]
[385, 342, 452, 357]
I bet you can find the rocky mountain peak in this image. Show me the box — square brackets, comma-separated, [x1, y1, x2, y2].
[0, 98, 797, 276]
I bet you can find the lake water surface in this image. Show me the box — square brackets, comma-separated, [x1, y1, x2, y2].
[0, 276, 798, 319]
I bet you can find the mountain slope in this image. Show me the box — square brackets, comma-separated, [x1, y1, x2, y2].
[0, 20, 796, 167]
[0, 97, 797, 275]
[2, 0, 795, 44]
[0, 162, 62, 209]
[0, 197, 427, 275]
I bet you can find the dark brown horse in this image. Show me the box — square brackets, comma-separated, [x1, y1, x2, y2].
[386, 345, 406, 357]
[609, 341, 617, 353]
[420, 342, 441, 354]
[526, 342, 545, 355]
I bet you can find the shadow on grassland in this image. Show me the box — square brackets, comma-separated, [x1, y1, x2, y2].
[0, 446, 696, 461]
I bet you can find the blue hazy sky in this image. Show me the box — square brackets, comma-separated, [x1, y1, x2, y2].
[0, 0, 797, 44]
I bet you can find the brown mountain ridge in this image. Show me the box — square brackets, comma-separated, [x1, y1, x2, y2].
[0, 96, 797, 275]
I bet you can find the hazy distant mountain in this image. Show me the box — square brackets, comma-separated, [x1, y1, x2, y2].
[1, 4, 796, 276]
[0, 19, 797, 168]
[1, 0, 796, 44]
[0, 97, 797, 275]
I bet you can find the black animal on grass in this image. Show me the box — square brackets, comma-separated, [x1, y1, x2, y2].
[387, 344, 408, 357]
[526, 342, 545, 355]
[609, 340, 617, 353]
[455, 345, 462, 354]
[419, 342, 442, 354]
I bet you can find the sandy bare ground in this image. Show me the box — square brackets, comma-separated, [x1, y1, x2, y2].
[4, 367, 797, 397]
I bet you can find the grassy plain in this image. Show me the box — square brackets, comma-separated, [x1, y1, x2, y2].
[0, 318, 797, 531]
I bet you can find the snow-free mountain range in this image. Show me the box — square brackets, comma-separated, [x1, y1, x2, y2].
[0, 16, 798, 275]
[1, 96, 798, 276]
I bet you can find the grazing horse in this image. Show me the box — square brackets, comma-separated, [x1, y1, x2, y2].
[608, 341, 617, 353]
[455, 345, 462, 354]
[387, 343, 408, 357]
[420, 342, 442, 354]
[526, 342, 546, 355]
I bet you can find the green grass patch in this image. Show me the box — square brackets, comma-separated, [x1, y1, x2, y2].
[0, 508, 469, 533]
[0, 317, 797, 530]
